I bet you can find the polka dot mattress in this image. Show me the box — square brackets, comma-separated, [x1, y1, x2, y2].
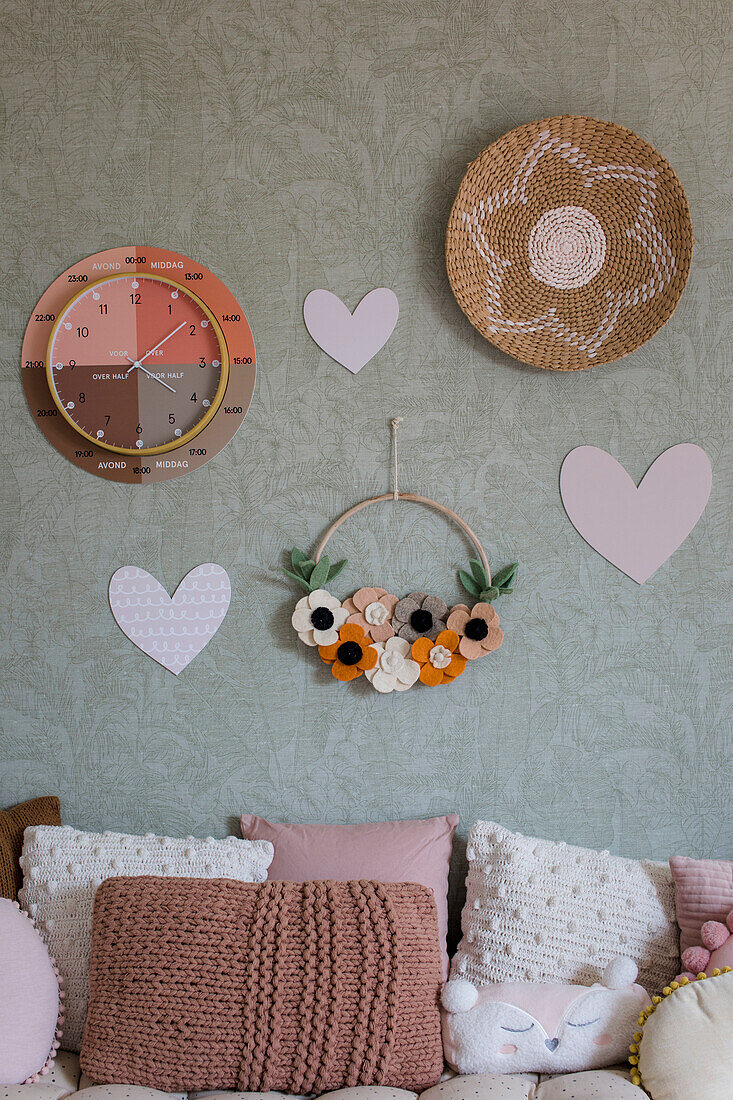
[2, 1051, 646, 1100]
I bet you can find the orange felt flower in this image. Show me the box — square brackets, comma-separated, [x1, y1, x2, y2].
[318, 622, 378, 682]
[446, 602, 503, 660]
[411, 629, 466, 686]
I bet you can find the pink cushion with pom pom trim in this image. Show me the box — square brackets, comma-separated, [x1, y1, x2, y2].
[670, 856, 733, 953]
[0, 898, 62, 1084]
[701, 919, 731, 951]
[681, 945, 712, 974]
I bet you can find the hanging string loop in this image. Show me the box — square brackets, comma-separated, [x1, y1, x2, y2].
[391, 416, 403, 501]
[312, 417, 491, 580]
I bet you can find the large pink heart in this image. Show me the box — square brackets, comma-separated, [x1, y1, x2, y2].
[560, 444, 712, 584]
[303, 288, 399, 373]
[109, 564, 231, 674]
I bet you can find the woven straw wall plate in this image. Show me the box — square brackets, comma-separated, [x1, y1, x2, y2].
[446, 115, 693, 371]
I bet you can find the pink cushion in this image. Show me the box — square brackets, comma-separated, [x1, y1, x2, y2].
[670, 856, 733, 953]
[0, 899, 60, 1084]
[241, 813, 458, 975]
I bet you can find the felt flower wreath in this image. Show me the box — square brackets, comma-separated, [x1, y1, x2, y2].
[283, 546, 518, 694]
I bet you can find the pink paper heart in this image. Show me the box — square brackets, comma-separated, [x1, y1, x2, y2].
[560, 444, 712, 584]
[303, 288, 399, 373]
[109, 564, 231, 674]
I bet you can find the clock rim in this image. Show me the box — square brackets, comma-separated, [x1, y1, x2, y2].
[45, 272, 231, 456]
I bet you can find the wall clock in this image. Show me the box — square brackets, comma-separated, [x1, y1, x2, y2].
[21, 246, 256, 482]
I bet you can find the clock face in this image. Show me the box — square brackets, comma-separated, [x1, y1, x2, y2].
[22, 247, 256, 483]
[47, 275, 228, 455]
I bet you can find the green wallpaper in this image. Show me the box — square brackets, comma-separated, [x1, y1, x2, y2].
[1, 1, 731, 924]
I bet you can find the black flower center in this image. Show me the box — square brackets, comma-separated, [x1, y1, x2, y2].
[337, 640, 363, 666]
[311, 606, 335, 631]
[465, 617, 489, 641]
[410, 609, 434, 634]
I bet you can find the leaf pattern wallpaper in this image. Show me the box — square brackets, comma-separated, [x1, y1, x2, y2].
[0, 0, 730, 933]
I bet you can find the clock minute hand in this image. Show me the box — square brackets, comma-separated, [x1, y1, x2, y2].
[136, 363, 177, 393]
[138, 320, 187, 365]
[124, 357, 177, 393]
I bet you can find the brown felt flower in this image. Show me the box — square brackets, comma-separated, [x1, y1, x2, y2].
[447, 602, 503, 660]
[411, 630, 466, 686]
[392, 592, 448, 643]
[318, 623, 378, 682]
[342, 587, 398, 642]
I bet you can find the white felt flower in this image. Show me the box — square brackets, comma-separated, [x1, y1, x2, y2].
[428, 643, 452, 669]
[365, 601, 389, 627]
[364, 636, 420, 693]
[291, 589, 348, 646]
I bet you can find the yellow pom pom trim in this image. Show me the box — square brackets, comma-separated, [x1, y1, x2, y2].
[628, 967, 733, 1091]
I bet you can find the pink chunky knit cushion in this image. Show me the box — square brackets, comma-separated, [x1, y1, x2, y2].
[80, 876, 443, 1094]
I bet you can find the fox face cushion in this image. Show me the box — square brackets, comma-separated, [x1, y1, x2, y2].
[441, 956, 649, 1075]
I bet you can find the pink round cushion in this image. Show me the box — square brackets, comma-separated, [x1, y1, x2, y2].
[0, 899, 61, 1084]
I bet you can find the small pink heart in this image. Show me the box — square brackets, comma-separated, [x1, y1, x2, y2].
[109, 564, 231, 674]
[304, 287, 399, 374]
[560, 444, 712, 584]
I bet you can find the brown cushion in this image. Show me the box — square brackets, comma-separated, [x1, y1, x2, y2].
[0, 796, 61, 898]
[81, 877, 443, 1095]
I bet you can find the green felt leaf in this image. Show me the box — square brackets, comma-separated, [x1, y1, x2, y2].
[308, 557, 329, 590]
[299, 559, 316, 581]
[493, 563, 518, 589]
[283, 568, 313, 594]
[327, 559, 348, 582]
[290, 548, 308, 571]
[480, 586, 500, 602]
[469, 558, 489, 587]
[458, 569, 482, 598]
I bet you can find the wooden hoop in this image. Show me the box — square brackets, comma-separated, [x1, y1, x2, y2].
[313, 493, 491, 583]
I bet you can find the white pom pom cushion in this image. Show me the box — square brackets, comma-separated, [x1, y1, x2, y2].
[18, 826, 273, 1051]
[441, 957, 648, 1074]
[452, 822, 679, 994]
[0, 899, 62, 1084]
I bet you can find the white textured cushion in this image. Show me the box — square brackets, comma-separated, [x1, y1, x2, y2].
[18, 827, 273, 1052]
[451, 822, 678, 995]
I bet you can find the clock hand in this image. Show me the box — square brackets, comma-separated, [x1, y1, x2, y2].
[138, 321, 187, 365]
[124, 357, 177, 393]
[135, 363, 178, 393]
